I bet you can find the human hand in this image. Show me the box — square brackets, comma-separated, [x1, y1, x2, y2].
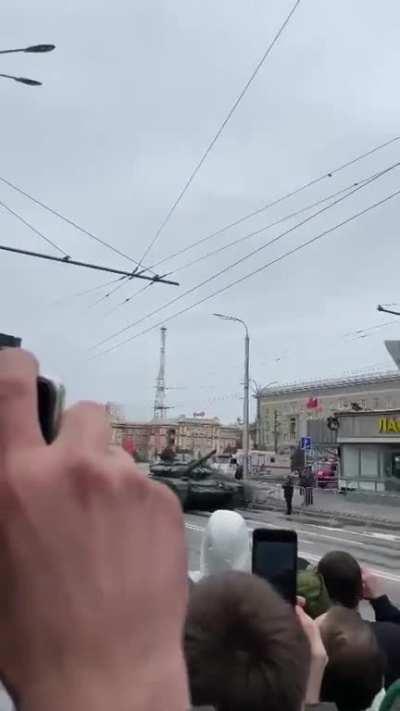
[296, 606, 328, 705]
[362, 568, 384, 600]
[0, 349, 189, 711]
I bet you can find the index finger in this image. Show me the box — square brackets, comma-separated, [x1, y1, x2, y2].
[0, 349, 44, 452]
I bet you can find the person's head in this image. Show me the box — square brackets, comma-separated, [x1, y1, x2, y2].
[197, 509, 251, 579]
[317, 551, 362, 609]
[185, 570, 310, 711]
[318, 607, 384, 711]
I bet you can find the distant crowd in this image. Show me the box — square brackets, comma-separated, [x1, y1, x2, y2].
[0, 348, 398, 711]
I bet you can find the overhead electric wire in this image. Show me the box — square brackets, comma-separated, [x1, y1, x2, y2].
[136, 0, 302, 268]
[0, 174, 156, 274]
[103, 282, 154, 318]
[137, 134, 400, 276]
[0, 198, 69, 257]
[113, 161, 395, 312]
[94, 186, 400, 358]
[111, 178, 364, 311]
[88, 274, 134, 308]
[344, 320, 396, 339]
[146, 180, 369, 278]
[0, 243, 180, 282]
[48, 276, 126, 308]
[93, 159, 400, 351]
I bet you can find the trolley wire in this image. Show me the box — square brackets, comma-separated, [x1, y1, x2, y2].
[0, 174, 156, 274]
[94, 186, 400, 357]
[136, 0, 302, 268]
[0, 198, 69, 257]
[93, 159, 400, 350]
[137, 135, 400, 276]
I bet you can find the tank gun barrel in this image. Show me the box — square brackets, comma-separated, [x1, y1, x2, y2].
[185, 449, 217, 474]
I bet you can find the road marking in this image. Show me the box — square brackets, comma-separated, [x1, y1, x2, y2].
[239, 514, 400, 545]
[185, 521, 400, 584]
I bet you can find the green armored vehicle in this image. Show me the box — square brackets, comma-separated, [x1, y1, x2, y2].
[149, 449, 245, 511]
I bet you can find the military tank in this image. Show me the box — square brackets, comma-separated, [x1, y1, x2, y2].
[149, 449, 245, 511]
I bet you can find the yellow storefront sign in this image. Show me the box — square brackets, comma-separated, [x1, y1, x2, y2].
[378, 417, 400, 433]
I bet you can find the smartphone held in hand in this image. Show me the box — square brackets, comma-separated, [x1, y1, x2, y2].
[0, 333, 64, 443]
[252, 528, 298, 606]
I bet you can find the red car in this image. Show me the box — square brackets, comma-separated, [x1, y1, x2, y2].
[316, 462, 337, 488]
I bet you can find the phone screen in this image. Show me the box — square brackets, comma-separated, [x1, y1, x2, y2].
[252, 531, 297, 605]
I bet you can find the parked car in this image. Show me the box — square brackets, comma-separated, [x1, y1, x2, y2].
[316, 461, 337, 488]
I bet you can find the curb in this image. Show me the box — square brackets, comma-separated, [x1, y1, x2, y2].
[248, 495, 399, 531]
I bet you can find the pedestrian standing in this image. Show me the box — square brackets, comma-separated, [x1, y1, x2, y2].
[299, 469, 307, 506]
[282, 473, 295, 516]
[305, 467, 315, 506]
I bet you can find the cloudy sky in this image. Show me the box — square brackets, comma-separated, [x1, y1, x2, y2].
[1, 0, 400, 422]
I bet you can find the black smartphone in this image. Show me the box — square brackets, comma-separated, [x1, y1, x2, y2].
[0, 334, 64, 443]
[37, 375, 65, 443]
[252, 528, 298, 605]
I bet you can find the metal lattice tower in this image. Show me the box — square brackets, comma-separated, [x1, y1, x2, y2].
[154, 326, 168, 420]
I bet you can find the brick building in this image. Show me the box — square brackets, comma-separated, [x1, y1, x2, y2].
[111, 415, 242, 461]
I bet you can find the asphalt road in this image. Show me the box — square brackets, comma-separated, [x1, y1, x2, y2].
[186, 508, 400, 607]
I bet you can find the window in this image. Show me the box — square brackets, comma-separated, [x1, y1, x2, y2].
[289, 416, 296, 438]
[360, 448, 379, 479]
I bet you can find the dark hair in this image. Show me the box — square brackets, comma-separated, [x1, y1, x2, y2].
[184, 571, 310, 711]
[320, 607, 384, 711]
[317, 551, 362, 609]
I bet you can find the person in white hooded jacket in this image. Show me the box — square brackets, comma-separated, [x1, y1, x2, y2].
[190, 509, 251, 582]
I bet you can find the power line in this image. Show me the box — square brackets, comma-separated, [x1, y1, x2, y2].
[94, 186, 400, 358]
[138, 135, 400, 276]
[93, 159, 400, 350]
[148, 180, 366, 278]
[108, 156, 400, 314]
[88, 275, 134, 308]
[103, 282, 154, 318]
[47, 276, 125, 308]
[111, 178, 363, 312]
[0, 243, 180, 282]
[0, 175, 155, 274]
[136, 0, 302, 268]
[0, 198, 69, 257]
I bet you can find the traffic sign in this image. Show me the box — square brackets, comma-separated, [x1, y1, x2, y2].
[301, 436, 312, 451]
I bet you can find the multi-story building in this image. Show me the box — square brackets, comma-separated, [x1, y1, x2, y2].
[256, 371, 400, 455]
[111, 415, 242, 461]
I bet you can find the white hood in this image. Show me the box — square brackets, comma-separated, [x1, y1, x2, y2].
[191, 510, 251, 582]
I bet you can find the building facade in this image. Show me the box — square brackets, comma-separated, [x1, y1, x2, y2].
[337, 409, 400, 492]
[111, 416, 242, 461]
[256, 372, 400, 455]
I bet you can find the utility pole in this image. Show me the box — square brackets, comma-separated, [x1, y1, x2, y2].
[273, 409, 279, 454]
[243, 328, 250, 478]
[213, 313, 250, 479]
[154, 326, 168, 420]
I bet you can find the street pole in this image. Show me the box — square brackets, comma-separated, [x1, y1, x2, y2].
[243, 327, 250, 480]
[213, 313, 250, 479]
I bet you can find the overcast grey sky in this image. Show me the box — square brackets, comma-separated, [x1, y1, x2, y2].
[1, 0, 400, 422]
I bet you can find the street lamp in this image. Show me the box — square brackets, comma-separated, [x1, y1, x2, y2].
[0, 44, 55, 55]
[0, 73, 42, 86]
[377, 304, 400, 317]
[0, 43, 55, 87]
[213, 313, 250, 479]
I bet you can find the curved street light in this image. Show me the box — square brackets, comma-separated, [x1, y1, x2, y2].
[213, 313, 250, 479]
[0, 73, 42, 86]
[0, 43, 55, 86]
[377, 304, 400, 317]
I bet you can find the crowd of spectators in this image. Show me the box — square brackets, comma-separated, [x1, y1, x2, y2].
[0, 348, 399, 711]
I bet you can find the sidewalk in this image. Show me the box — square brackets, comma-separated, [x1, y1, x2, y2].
[247, 482, 400, 529]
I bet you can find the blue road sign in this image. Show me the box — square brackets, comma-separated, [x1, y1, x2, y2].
[301, 436, 312, 451]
